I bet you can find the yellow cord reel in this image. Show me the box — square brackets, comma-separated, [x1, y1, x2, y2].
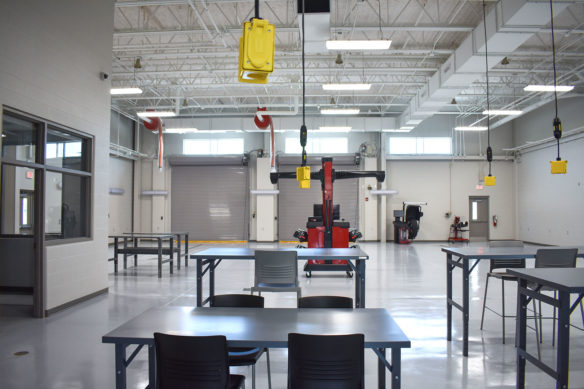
[238, 18, 275, 84]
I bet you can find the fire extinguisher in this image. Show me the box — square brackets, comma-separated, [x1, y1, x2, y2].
[492, 215, 498, 227]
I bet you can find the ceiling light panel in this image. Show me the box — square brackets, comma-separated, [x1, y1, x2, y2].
[320, 108, 360, 115]
[322, 83, 371, 91]
[523, 85, 574, 92]
[326, 40, 391, 50]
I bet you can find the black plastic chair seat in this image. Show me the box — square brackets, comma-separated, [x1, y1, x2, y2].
[228, 347, 265, 365]
[488, 272, 518, 280]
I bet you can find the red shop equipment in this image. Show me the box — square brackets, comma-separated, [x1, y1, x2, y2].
[271, 157, 384, 277]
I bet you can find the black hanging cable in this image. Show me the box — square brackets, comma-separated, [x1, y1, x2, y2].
[300, 0, 307, 166]
[550, 0, 562, 161]
[482, 0, 493, 176]
[254, 0, 260, 19]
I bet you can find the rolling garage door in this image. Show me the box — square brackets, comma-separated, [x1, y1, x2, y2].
[278, 156, 359, 241]
[171, 164, 248, 240]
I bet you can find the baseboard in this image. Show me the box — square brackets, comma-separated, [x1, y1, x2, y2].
[45, 287, 108, 316]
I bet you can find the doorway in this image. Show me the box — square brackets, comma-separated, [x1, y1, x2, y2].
[469, 196, 489, 241]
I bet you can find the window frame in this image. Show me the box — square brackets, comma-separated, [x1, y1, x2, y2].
[387, 136, 452, 156]
[1, 107, 93, 244]
[284, 136, 349, 154]
[183, 138, 244, 155]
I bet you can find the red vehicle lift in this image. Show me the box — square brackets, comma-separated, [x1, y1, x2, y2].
[270, 157, 385, 277]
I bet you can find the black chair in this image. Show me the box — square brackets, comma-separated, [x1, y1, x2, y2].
[288, 333, 364, 389]
[211, 294, 271, 389]
[153, 333, 245, 389]
[529, 248, 578, 359]
[298, 296, 353, 308]
[480, 240, 525, 344]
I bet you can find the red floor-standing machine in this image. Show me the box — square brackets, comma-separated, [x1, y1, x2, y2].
[271, 157, 385, 277]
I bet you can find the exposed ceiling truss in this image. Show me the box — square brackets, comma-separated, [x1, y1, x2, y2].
[111, 0, 584, 129]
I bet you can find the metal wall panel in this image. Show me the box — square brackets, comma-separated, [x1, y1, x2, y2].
[171, 165, 248, 240]
[278, 160, 358, 241]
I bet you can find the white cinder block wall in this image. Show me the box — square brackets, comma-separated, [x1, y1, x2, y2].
[0, 1, 114, 311]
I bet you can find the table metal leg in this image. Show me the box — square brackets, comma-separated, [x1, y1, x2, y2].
[113, 237, 119, 273]
[556, 291, 570, 389]
[133, 238, 138, 267]
[391, 348, 401, 389]
[516, 278, 527, 389]
[115, 343, 127, 389]
[123, 237, 128, 269]
[209, 259, 215, 305]
[157, 238, 162, 278]
[447, 253, 452, 341]
[176, 235, 181, 270]
[148, 344, 155, 389]
[355, 259, 366, 308]
[378, 348, 386, 389]
[462, 258, 469, 356]
[185, 234, 189, 267]
[169, 237, 174, 274]
[196, 258, 203, 307]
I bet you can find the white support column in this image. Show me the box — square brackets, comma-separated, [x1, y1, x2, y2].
[378, 133, 387, 243]
[359, 157, 379, 241]
[255, 157, 277, 242]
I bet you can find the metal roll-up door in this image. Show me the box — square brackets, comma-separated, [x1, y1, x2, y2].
[171, 165, 248, 240]
[108, 156, 133, 235]
[277, 157, 359, 241]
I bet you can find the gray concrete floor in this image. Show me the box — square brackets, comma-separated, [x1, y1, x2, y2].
[1, 241, 583, 388]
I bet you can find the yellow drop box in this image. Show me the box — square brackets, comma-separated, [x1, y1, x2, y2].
[484, 175, 496, 186]
[550, 160, 567, 174]
[296, 166, 311, 189]
[238, 18, 275, 84]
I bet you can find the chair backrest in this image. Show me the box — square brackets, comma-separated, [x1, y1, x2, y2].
[288, 333, 364, 389]
[254, 250, 298, 287]
[298, 296, 353, 308]
[488, 240, 525, 271]
[535, 248, 578, 268]
[211, 294, 264, 308]
[154, 333, 230, 389]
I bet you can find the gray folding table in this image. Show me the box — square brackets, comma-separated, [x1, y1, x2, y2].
[102, 306, 411, 389]
[441, 246, 584, 356]
[109, 233, 175, 278]
[122, 231, 189, 268]
[190, 247, 369, 307]
[509, 268, 584, 389]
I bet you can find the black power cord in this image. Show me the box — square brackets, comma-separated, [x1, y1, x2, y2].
[482, 0, 493, 176]
[550, 0, 562, 161]
[300, 0, 307, 166]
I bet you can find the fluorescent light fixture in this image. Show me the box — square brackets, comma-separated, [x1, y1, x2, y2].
[165, 128, 198, 134]
[322, 83, 371, 91]
[406, 119, 423, 125]
[524, 85, 574, 92]
[320, 108, 360, 115]
[137, 111, 176, 118]
[250, 189, 280, 195]
[326, 40, 391, 50]
[455, 126, 488, 131]
[483, 110, 522, 116]
[108, 188, 125, 195]
[110, 87, 143, 95]
[400, 126, 415, 130]
[318, 126, 352, 132]
[382, 129, 411, 133]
